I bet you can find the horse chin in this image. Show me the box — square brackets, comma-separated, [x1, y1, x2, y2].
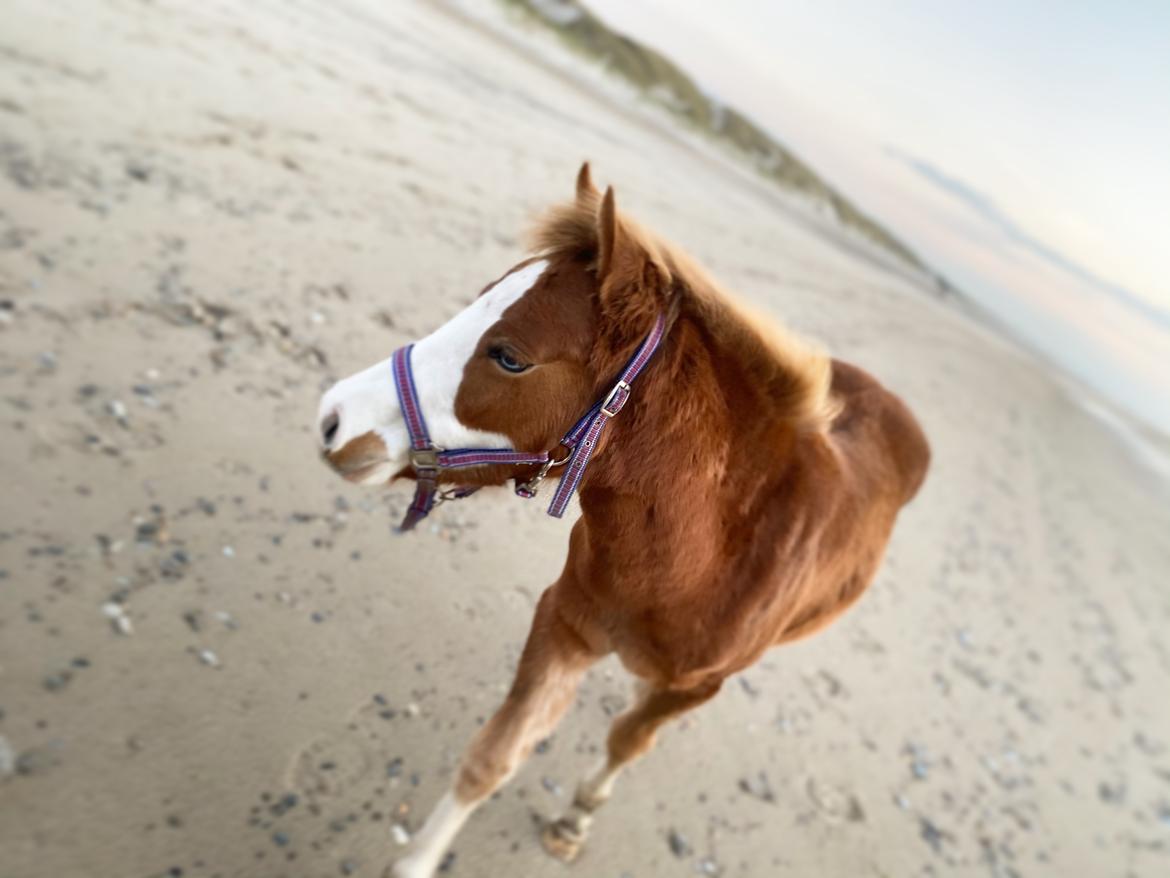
[342, 460, 397, 486]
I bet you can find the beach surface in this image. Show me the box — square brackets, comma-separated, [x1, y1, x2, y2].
[1, 2, 1168, 876]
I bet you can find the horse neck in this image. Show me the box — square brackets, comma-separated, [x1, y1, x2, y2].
[578, 291, 805, 519]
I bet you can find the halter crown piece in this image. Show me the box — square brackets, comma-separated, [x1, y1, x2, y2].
[390, 313, 668, 532]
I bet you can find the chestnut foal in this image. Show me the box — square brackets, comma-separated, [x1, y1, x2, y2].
[317, 165, 929, 876]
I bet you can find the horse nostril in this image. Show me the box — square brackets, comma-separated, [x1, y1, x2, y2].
[321, 410, 340, 447]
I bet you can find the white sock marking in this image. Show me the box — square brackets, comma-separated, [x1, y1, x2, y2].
[579, 757, 620, 805]
[391, 792, 475, 878]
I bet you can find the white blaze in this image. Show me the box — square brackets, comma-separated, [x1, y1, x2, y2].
[318, 260, 548, 484]
[390, 792, 474, 878]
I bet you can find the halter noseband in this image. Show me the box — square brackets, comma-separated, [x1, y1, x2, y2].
[389, 313, 667, 532]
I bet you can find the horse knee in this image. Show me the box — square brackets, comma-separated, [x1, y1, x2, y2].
[454, 754, 512, 802]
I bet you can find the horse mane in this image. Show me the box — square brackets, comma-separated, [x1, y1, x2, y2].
[529, 194, 840, 432]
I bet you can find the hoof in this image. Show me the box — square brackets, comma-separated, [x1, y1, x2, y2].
[541, 817, 586, 863]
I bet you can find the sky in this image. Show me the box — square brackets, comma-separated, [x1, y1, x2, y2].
[585, 0, 1170, 433]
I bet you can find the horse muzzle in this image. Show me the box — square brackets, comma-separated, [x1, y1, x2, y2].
[320, 431, 396, 485]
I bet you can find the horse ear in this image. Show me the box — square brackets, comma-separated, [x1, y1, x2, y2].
[597, 185, 618, 280]
[576, 161, 599, 202]
[596, 186, 668, 326]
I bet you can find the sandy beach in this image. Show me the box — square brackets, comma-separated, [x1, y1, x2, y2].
[1, 2, 1168, 876]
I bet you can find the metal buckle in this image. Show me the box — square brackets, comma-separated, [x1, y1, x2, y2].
[600, 380, 631, 418]
[516, 451, 571, 497]
[410, 447, 441, 474]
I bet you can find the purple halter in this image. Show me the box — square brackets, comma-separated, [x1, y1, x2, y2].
[390, 313, 667, 532]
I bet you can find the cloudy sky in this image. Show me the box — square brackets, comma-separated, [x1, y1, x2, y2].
[586, 0, 1170, 432]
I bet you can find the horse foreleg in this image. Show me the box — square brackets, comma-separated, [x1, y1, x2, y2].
[388, 589, 599, 878]
[542, 677, 722, 862]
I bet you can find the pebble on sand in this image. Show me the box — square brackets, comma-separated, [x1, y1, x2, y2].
[15, 745, 63, 776]
[738, 771, 775, 803]
[101, 601, 133, 635]
[0, 734, 15, 777]
[668, 828, 692, 858]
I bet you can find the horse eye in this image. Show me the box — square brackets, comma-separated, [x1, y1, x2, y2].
[489, 348, 531, 374]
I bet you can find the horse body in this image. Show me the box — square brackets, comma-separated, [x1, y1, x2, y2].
[550, 316, 930, 696]
[316, 165, 929, 876]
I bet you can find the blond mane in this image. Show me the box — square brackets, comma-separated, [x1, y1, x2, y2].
[530, 194, 839, 432]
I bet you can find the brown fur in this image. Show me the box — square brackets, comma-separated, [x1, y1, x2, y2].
[341, 164, 931, 874]
[530, 165, 839, 431]
[444, 167, 928, 852]
[328, 432, 395, 482]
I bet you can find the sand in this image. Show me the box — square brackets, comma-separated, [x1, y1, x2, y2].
[1, 2, 1168, 877]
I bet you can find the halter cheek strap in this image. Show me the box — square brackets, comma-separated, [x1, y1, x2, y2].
[545, 313, 666, 517]
[390, 313, 667, 532]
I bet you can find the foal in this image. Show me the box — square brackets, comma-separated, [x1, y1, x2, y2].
[317, 165, 930, 877]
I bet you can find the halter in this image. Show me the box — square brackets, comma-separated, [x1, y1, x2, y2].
[390, 313, 668, 532]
